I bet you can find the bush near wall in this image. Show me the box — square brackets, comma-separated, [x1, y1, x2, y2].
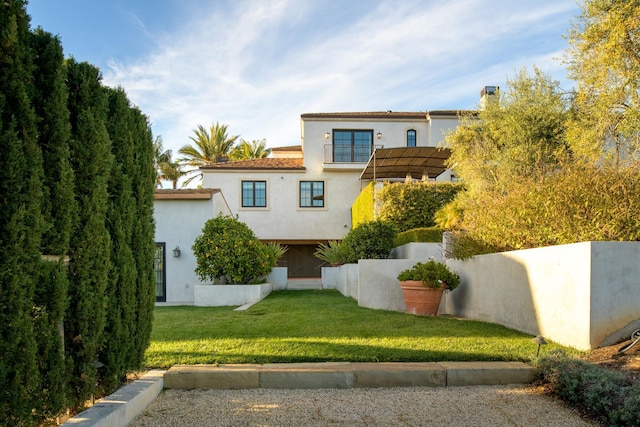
[453, 162, 640, 257]
[394, 226, 444, 247]
[378, 182, 462, 232]
[341, 220, 397, 263]
[352, 182, 375, 228]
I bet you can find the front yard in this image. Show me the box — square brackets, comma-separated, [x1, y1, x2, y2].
[145, 290, 579, 368]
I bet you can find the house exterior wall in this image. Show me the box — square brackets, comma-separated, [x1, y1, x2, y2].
[203, 113, 458, 242]
[154, 192, 231, 303]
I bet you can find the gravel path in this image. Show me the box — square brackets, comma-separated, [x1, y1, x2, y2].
[131, 385, 597, 426]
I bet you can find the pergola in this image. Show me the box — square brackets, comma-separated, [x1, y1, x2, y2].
[359, 147, 452, 181]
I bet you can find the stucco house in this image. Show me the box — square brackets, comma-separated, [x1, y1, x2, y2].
[154, 189, 231, 303]
[153, 87, 498, 303]
[199, 110, 467, 280]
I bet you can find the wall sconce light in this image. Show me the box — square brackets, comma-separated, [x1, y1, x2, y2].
[324, 132, 331, 139]
[173, 246, 181, 257]
[376, 132, 382, 139]
[532, 335, 547, 356]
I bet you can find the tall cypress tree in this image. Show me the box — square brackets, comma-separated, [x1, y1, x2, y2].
[0, 0, 45, 422]
[64, 59, 113, 406]
[29, 28, 75, 420]
[100, 87, 137, 393]
[129, 106, 156, 368]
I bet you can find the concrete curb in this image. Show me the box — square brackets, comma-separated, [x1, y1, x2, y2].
[164, 361, 535, 390]
[63, 362, 535, 425]
[62, 370, 165, 427]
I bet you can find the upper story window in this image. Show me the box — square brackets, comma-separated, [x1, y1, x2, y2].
[242, 180, 266, 207]
[407, 129, 416, 147]
[300, 181, 324, 208]
[333, 130, 373, 162]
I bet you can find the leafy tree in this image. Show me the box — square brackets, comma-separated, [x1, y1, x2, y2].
[565, 0, 640, 167]
[446, 67, 570, 195]
[192, 215, 276, 284]
[230, 138, 271, 161]
[178, 122, 239, 185]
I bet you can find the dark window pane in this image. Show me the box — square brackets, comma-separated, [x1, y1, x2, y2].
[407, 130, 416, 147]
[332, 130, 373, 162]
[300, 181, 324, 208]
[242, 180, 267, 207]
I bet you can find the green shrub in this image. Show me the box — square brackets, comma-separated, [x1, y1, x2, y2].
[341, 220, 396, 263]
[352, 182, 375, 228]
[378, 182, 462, 232]
[264, 242, 288, 267]
[394, 226, 443, 247]
[397, 260, 460, 290]
[535, 350, 640, 426]
[193, 215, 275, 284]
[454, 163, 640, 257]
[314, 240, 348, 266]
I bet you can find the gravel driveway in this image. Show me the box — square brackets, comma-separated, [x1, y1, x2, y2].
[131, 384, 597, 426]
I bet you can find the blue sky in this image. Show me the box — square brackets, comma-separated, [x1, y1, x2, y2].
[27, 0, 581, 156]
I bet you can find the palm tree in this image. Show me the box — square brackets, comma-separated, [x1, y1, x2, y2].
[178, 122, 239, 186]
[153, 136, 186, 189]
[230, 139, 271, 161]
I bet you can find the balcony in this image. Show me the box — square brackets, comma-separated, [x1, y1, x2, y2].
[322, 144, 383, 171]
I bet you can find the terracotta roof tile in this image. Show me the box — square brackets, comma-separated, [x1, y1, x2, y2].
[200, 157, 304, 170]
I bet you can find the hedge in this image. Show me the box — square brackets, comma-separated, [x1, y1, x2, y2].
[0, 3, 156, 423]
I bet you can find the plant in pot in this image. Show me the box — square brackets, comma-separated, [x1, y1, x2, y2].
[397, 259, 460, 316]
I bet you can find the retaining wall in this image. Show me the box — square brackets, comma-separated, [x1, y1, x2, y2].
[322, 241, 640, 350]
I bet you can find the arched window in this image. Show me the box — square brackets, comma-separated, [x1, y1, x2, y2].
[407, 129, 416, 147]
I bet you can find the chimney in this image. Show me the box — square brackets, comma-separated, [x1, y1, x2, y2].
[479, 86, 498, 110]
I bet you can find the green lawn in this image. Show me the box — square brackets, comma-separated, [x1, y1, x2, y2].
[145, 290, 580, 368]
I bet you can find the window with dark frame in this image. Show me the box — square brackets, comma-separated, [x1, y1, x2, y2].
[333, 130, 373, 162]
[299, 181, 324, 208]
[407, 129, 416, 147]
[242, 180, 267, 207]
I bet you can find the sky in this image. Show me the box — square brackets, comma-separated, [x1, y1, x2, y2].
[26, 0, 582, 157]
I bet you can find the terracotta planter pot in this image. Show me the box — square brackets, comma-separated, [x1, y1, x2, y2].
[399, 280, 445, 316]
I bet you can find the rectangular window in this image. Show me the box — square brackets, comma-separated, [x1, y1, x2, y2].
[300, 181, 324, 208]
[242, 180, 267, 207]
[333, 130, 373, 162]
[407, 129, 416, 147]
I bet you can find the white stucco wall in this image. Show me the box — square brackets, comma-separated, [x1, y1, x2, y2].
[323, 241, 640, 350]
[154, 192, 231, 304]
[202, 169, 357, 240]
[445, 241, 640, 350]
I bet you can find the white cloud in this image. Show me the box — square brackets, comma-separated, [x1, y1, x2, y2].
[102, 0, 580, 155]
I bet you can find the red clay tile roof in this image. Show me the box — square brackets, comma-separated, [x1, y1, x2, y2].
[200, 157, 304, 170]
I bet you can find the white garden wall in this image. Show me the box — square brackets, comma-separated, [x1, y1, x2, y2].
[445, 241, 640, 350]
[324, 241, 640, 350]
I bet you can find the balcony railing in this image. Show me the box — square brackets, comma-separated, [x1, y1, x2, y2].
[323, 144, 383, 163]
